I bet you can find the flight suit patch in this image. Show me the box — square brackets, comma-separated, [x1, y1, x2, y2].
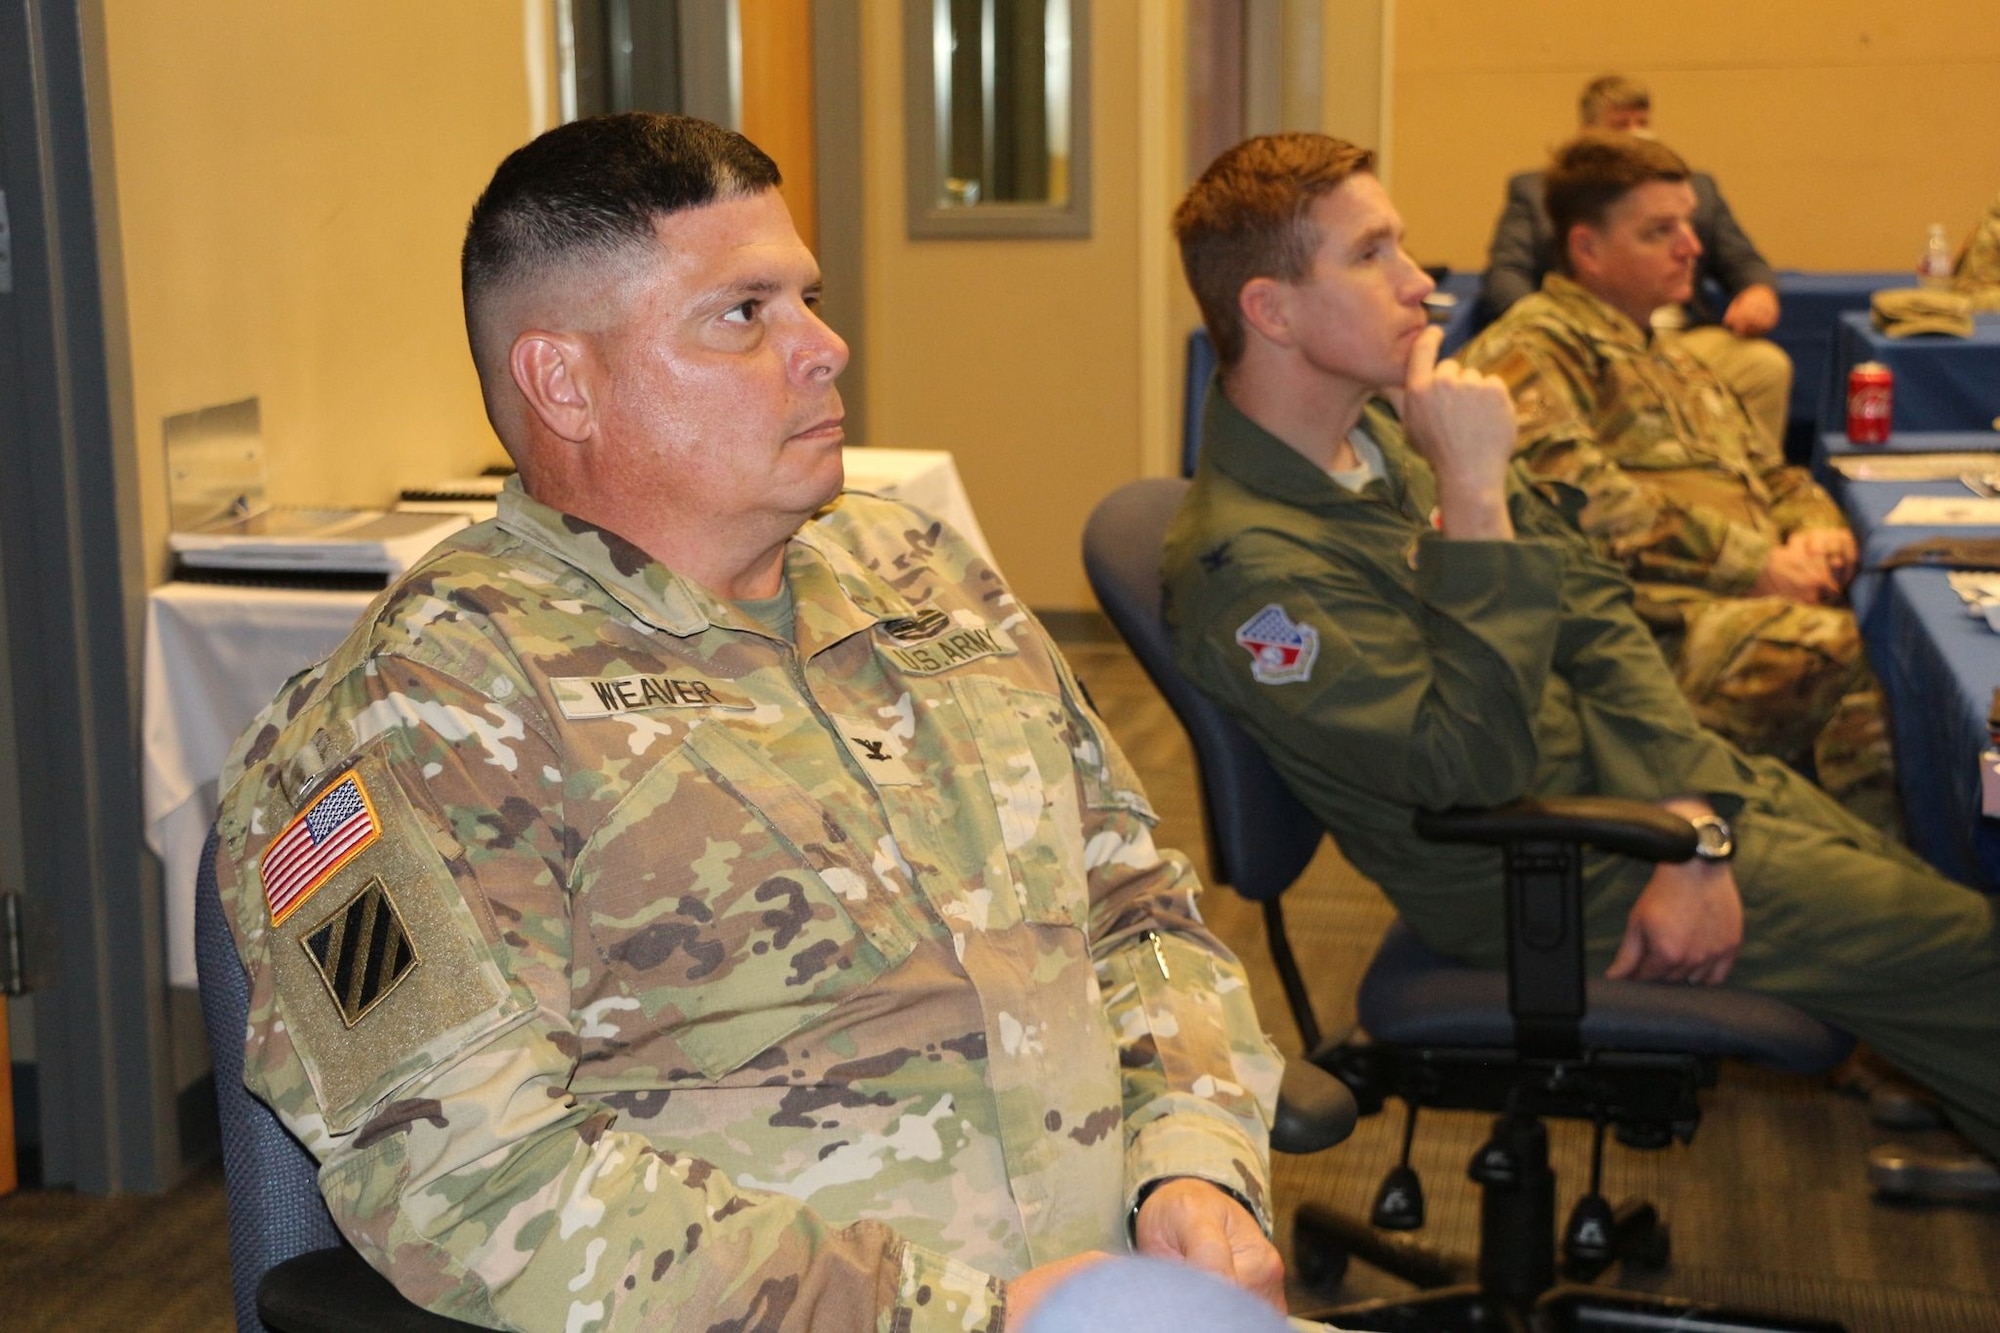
[301, 877, 419, 1028]
[1235, 604, 1318, 685]
[550, 673, 754, 719]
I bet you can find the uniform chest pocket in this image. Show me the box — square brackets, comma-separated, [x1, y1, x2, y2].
[1612, 413, 1703, 471]
[576, 722, 917, 1081]
[947, 675, 1091, 931]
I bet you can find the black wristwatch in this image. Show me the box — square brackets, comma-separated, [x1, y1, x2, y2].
[1689, 812, 1735, 862]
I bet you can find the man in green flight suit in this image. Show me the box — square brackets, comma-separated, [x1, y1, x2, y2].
[1460, 132, 1894, 833]
[212, 113, 1289, 1330]
[1164, 133, 1999, 1197]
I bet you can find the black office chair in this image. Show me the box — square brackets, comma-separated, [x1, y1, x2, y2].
[1083, 478, 1855, 1332]
[195, 830, 485, 1332]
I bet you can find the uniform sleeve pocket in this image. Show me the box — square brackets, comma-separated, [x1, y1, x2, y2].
[258, 749, 529, 1135]
[950, 675, 1094, 929]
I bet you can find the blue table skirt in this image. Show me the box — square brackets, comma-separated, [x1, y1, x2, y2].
[1823, 309, 2000, 433]
[1814, 427, 2000, 474]
[1866, 566, 2000, 892]
[1772, 271, 1909, 443]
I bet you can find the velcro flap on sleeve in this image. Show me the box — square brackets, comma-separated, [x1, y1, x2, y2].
[262, 749, 526, 1134]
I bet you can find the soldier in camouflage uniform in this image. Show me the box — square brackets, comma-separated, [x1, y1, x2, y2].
[1461, 132, 1896, 832]
[213, 114, 1285, 1331]
[1477, 76, 1793, 453]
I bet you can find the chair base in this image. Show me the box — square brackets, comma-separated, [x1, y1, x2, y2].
[1303, 1285, 1846, 1332]
[1291, 1111, 1846, 1333]
[258, 1245, 488, 1332]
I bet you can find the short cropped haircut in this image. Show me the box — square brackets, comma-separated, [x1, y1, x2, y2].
[1172, 134, 1376, 368]
[461, 112, 781, 366]
[1578, 74, 1650, 128]
[1544, 131, 1691, 274]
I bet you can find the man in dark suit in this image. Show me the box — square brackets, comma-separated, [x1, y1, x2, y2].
[1478, 75, 1791, 449]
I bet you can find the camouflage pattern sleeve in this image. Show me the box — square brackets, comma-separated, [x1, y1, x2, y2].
[1469, 324, 1774, 596]
[1762, 463, 1848, 538]
[1053, 650, 1284, 1233]
[215, 650, 1003, 1333]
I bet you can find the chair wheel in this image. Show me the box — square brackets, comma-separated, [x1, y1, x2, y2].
[1291, 1208, 1352, 1293]
[1627, 1217, 1670, 1271]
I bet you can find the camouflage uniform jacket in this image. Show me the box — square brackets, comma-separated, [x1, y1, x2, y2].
[1461, 274, 1847, 608]
[214, 480, 1281, 1332]
[1164, 389, 1760, 966]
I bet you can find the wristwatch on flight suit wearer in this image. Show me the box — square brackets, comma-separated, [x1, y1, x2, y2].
[1689, 812, 1735, 862]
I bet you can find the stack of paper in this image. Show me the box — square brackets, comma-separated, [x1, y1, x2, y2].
[170, 507, 469, 577]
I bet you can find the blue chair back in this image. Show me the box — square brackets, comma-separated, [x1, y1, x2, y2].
[1081, 478, 1324, 902]
[1181, 331, 1218, 478]
[194, 829, 342, 1332]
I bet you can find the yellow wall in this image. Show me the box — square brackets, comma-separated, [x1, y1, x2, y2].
[859, 0, 1187, 611]
[104, 1, 1994, 610]
[1389, 0, 2000, 274]
[740, 0, 818, 251]
[104, 1, 531, 580]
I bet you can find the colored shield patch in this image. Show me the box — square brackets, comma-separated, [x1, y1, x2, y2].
[1235, 603, 1319, 685]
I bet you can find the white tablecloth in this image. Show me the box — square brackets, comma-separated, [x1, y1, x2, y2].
[145, 449, 991, 985]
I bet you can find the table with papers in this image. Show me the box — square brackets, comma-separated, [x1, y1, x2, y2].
[1815, 430, 2000, 618]
[1817, 434, 2000, 891]
[145, 448, 994, 986]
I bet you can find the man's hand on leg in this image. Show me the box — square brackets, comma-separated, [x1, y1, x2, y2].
[1608, 798, 1744, 985]
[1134, 1178, 1288, 1312]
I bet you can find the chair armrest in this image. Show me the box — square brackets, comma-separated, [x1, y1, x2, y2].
[259, 1245, 489, 1332]
[1272, 1059, 1357, 1155]
[1414, 797, 1697, 865]
[1413, 798, 1701, 1058]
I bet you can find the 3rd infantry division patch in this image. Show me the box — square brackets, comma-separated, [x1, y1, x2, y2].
[302, 877, 418, 1027]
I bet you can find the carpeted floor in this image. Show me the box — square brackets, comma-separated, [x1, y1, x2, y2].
[0, 1159, 232, 1331]
[1, 635, 1994, 1332]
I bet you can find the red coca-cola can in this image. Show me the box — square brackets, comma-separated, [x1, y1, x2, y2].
[1846, 362, 1894, 445]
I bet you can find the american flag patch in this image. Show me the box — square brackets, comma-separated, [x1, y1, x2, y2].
[262, 772, 379, 925]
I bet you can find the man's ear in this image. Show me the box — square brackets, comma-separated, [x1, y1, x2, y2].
[509, 331, 595, 444]
[1238, 276, 1294, 349]
[1566, 223, 1602, 282]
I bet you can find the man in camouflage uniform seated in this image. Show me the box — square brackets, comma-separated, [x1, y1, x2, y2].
[212, 113, 1286, 1331]
[1461, 132, 1895, 831]
[1477, 75, 1793, 451]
